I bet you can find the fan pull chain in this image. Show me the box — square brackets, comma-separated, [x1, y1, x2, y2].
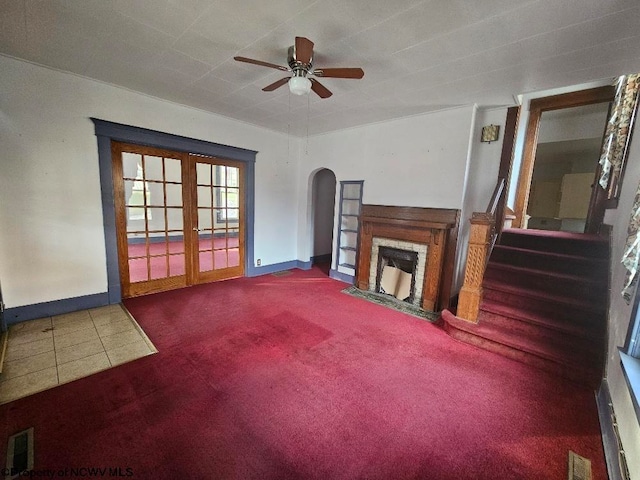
[287, 90, 291, 162]
[305, 93, 310, 155]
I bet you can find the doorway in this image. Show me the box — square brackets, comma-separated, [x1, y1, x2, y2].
[311, 169, 336, 275]
[513, 86, 615, 233]
[112, 142, 245, 298]
[526, 104, 610, 232]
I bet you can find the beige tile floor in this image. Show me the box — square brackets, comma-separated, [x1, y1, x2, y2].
[0, 304, 157, 404]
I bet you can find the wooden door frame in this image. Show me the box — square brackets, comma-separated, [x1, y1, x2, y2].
[512, 86, 615, 230]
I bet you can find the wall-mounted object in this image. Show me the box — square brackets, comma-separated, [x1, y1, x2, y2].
[481, 124, 500, 143]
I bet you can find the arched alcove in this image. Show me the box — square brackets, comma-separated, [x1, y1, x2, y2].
[310, 169, 337, 275]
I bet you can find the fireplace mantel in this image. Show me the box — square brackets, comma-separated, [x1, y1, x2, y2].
[356, 205, 460, 311]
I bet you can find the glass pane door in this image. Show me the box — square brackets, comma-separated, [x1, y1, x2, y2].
[114, 143, 188, 297]
[193, 156, 244, 282]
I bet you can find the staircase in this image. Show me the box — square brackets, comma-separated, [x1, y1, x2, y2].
[442, 228, 609, 387]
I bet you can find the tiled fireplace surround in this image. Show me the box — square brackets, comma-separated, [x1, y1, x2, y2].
[356, 205, 460, 312]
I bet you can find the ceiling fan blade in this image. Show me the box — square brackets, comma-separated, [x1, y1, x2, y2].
[295, 37, 314, 64]
[310, 78, 332, 99]
[312, 67, 364, 79]
[234, 56, 289, 72]
[262, 77, 291, 92]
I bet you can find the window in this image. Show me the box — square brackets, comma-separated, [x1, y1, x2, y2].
[215, 165, 239, 222]
[127, 162, 151, 221]
[621, 299, 640, 419]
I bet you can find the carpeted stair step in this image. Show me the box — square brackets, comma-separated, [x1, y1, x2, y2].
[500, 229, 608, 258]
[484, 263, 607, 301]
[443, 228, 609, 386]
[476, 308, 604, 355]
[479, 299, 605, 341]
[483, 279, 607, 317]
[457, 310, 602, 366]
[489, 245, 608, 277]
[441, 310, 602, 387]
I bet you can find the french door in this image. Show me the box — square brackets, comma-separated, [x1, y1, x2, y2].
[112, 142, 245, 298]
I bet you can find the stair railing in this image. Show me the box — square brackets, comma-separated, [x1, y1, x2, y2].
[457, 177, 505, 323]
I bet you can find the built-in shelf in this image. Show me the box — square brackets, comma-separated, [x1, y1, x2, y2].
[336, 181, 364, 276]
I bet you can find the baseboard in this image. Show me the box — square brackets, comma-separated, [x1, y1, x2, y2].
[596, 379, 629, 480]
[4, 292, 111, 325]
[329, 269, 354, 284]
[0, 330, 7, 374]
[247, 260, 312, 277]
[8, 260, 316, 323]
[312, 254, 332, 263]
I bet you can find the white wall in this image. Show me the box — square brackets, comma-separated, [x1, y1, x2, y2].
[0, 55, 300, 308]
[296, 106, 476, 287]
[458, 107, 508, 290]
[603, 131, 640, 480]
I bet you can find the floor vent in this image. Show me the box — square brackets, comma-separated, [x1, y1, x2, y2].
[5, 428, 33, 479]
[271, 270, 292, 277]
[568, 451, 592, 480]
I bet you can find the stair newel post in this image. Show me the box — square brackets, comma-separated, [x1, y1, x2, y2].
[457, 213, 495, 323]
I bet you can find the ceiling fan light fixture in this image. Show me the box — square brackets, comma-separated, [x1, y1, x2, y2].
[289, 76, 311, 95]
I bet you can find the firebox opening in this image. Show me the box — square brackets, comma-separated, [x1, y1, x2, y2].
[375, 246, 419, 303]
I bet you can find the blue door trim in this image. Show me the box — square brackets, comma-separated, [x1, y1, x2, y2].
[91, 118, 257, 303]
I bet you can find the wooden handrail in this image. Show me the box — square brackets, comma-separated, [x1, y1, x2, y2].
[456, 176, 506, 323]
[487, 177, 505, 216]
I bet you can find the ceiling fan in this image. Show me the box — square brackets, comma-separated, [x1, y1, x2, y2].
[234, 37, 364, 99]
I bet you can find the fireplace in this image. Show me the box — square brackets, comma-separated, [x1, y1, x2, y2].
[375, 246, 419, 302]
[370, 239, 428, 306]
[356, 205, 460, 311]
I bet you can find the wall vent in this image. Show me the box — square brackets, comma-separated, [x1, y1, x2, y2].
[567, 451, 591, 480]
[609, 402, 631, 480]
[596, 380, 631, 480]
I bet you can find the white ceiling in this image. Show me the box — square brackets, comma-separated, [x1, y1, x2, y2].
[1, 0, 639, 136]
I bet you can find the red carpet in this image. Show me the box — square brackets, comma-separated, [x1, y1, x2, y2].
[1, 267, 606, 479]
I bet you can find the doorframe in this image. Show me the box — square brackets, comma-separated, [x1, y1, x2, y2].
[92, 119, 256, 304]
[512, 86, 615, 230]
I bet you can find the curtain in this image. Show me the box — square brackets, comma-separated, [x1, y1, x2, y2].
[622, 184, 640, 302]
[612, 74, 640, 302]
[599, 74, 640, 190]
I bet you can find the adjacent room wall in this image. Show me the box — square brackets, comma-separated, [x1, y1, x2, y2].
[0, 55, 300, 310]
[603, 132, 640, 480]
[311, 169, 336, 258]
[537, 103, 610, 143]
[296, 106, 477, 288]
